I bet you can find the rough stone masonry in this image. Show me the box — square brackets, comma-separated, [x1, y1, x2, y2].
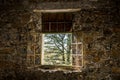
[0, 0, 120, 80]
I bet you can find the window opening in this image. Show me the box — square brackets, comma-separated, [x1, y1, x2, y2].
[27, 12, 83, 69]
[42, 33, 72, 66]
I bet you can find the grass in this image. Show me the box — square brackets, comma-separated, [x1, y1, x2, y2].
[43, 53, 72, 66]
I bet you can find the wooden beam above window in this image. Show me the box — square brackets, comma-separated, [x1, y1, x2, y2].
[33, 8, 81, 13]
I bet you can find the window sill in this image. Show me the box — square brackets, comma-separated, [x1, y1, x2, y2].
[27, 65, 82, 72]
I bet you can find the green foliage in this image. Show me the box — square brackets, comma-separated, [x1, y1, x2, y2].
[43, 33, 72, 65]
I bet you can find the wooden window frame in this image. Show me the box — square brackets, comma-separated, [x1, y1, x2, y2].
[27, 10, 83, 71]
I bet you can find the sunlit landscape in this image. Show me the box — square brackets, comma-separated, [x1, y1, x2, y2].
[43, 33, 72, 66]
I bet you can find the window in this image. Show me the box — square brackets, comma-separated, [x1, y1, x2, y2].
[27, 12, 83, 70]
[41, 13, 73, 66]
[41, 12, 83, 68]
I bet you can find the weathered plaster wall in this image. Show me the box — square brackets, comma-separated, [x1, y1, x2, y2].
[0, 0, 120, 80]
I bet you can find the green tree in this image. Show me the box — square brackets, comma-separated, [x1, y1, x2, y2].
[44, 33, 72, 65]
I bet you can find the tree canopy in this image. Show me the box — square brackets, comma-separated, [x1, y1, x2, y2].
[43, 33, 72, 65]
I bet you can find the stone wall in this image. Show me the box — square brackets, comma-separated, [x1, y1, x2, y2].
[0, 69, 83, 80]
[0, 0, 120, 80]
[0, 8, 31, 64]
[73, 8, 120, 80]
